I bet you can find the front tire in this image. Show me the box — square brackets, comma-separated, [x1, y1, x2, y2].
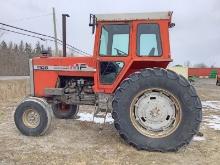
[14, 97, 52, 136]
[112, 68, 202, 152]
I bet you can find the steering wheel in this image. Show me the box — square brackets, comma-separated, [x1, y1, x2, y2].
[114, 48, 127, 56]
[101, 62, 119, 75]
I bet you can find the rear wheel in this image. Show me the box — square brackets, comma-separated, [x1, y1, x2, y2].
[52, 103, 79, 119]
[112, 68, 202, 152]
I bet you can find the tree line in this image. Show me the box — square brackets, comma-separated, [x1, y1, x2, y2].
[0, 40, 52, 76]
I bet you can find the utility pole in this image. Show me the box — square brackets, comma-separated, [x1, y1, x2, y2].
[52, 7, 58, 56]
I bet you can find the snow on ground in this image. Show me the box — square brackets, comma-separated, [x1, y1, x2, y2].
[77, 112, 208, 142]
[77, 112, 114, 124]
[202, 101, 220, 110]
[76, 101, 220, 141]
[204, 115, 220, 130]
[193, 136, 206, 141]
[202, 101, 220, 131]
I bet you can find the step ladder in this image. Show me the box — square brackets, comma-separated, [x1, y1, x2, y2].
[93, 93, 113, 124]
[93, 105, 108, 124]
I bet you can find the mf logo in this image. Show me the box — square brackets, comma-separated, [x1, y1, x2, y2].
[71, 64, 87, 71]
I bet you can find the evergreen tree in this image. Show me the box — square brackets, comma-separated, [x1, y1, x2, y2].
[25, 43, 32, 54]
[41, 44, 44, 51]
[0, 41, 7, 49]
[35, 41, 41, 54]
[8, 41, 13, 51]
[47, 47, 52, 55]
[13, 43, 18, 52]
[19, 40, 24, 52]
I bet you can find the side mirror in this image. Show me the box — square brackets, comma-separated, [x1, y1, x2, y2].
[169, 23, 175, 28]
[89, 14, 97, 34]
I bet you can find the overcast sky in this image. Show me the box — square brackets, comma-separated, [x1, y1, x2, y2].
[0, 0, 219, 66]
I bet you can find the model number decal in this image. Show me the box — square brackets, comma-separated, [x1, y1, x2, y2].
[36, 66, 49, 70]
[33, 64, 96, 72]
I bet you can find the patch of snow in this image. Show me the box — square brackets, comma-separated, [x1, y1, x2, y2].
[204, 115, 220, 130]
[202, 101, 220, 110]
[76, 101, 220, 126]
[76, 112, 114, 124]
[193, 136, 206, 141]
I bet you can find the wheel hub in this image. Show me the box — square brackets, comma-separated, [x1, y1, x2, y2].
[131, 89, 181, 138]
[135, 92, 176, 131]
[22, 109, 40, 128]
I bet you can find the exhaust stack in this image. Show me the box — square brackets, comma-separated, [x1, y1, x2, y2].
[62, 14, 70, 57]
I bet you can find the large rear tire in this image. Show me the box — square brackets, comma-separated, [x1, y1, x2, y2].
[52, 103, 79, 119]
[112, 68, 202, 152]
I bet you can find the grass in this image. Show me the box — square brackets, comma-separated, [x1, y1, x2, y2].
[0, 111, 4, 122]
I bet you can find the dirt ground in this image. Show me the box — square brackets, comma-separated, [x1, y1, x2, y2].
[0, 78, 220, 165]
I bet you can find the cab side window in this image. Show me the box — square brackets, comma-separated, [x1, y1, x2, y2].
[137, 24, 162, 56]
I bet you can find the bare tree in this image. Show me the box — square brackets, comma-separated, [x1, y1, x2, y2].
[184, 60, 191, 67]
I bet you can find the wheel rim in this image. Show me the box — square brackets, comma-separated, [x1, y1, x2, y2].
[22, 109, 40, 128]
[130, 88, 182, 138]
[59, 103, 70, 112]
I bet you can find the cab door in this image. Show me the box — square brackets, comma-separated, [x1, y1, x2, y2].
[95, 23, 133, 93]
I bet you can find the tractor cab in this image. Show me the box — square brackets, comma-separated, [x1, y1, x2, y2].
[91, 12, 174, 92]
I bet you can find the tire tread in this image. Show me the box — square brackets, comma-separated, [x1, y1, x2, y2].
[112, 68, 202, 152]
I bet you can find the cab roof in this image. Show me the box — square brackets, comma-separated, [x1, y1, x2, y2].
[95, 11, 172, 22]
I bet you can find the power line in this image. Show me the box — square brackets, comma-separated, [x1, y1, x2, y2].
[0, 27, 90, 55]
[0, 22, 59, 41]
[0, 27, 46, 41]
[0, 22, 91, 55]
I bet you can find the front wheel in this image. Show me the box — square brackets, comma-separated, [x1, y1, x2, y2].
[112, 68, 202, 152]
[14, 97, 52, 136]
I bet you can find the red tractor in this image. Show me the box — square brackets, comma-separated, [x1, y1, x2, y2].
[14, 12, 202, 152]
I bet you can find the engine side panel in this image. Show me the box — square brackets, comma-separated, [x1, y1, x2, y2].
[32, 57, 96, 97]
[34, 70, 58, 96]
